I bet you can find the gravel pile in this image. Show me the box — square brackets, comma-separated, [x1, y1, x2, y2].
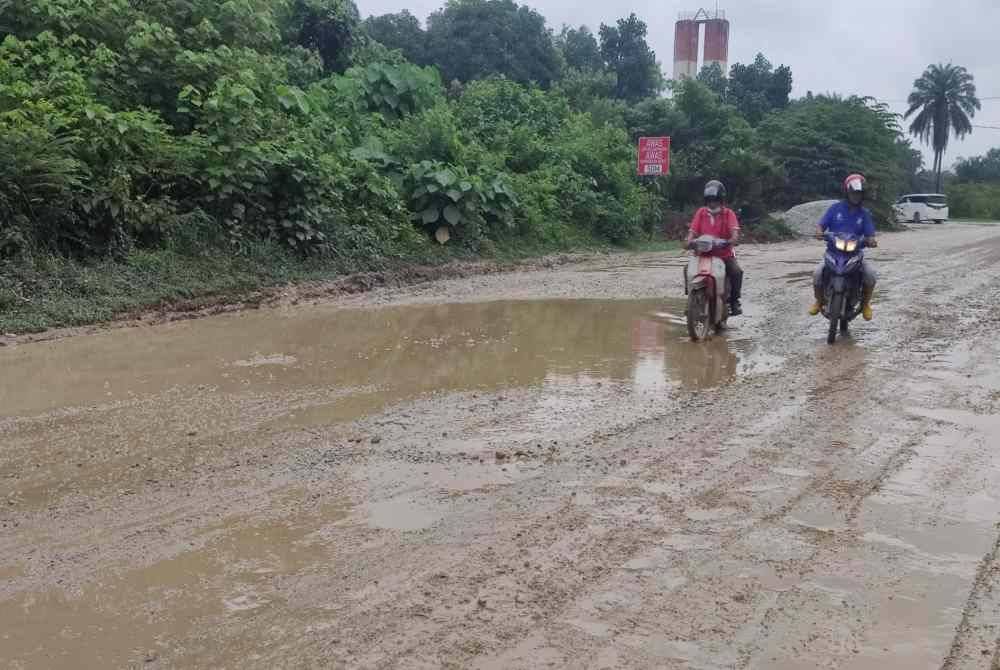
[773, 200, 839, 237]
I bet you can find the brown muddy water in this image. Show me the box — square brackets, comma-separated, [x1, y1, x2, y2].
[0, 297, 763, 669]
[0, 298, 755, 422]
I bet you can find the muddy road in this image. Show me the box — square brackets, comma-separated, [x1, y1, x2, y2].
[3, 223, 1000, 669]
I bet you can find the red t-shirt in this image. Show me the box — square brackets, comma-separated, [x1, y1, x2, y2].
[689, 207, 739, 259]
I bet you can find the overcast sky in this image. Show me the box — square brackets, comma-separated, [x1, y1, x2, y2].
[356, 0, 1000, 170]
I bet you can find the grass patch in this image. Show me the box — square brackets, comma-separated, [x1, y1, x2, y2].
[0, 232, 606, 334]
[623, 238, 684, 253]
[0, 219, 789, 335]
[949, 218, 1000, 225]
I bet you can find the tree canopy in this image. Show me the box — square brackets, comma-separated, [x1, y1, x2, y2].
[598, 14, 662, 102]
[955, 148, 1000, 183]
[556, 26, 602, 73]
[905, 63, 980, 192]
[424, 0, 561, 87]
[757, 95, 910, 208]
[362, 10, 426, 65]
[727, 53, 792, 125]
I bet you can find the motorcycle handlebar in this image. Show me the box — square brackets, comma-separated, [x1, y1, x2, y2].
[819, 231, 868, 245]
[687, 239, 732, 251]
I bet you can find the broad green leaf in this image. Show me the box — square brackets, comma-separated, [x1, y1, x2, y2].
[443, 205, 461, 225]
[434, 170, 456, 186]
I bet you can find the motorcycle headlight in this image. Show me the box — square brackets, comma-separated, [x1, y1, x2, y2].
[835, 238, 847, 251]
[844, 239, 858, 252]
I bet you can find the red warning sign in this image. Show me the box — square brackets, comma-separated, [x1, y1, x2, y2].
[637, 136, 670, 176]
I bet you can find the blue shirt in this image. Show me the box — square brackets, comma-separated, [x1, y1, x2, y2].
[819, 201, 876, 237]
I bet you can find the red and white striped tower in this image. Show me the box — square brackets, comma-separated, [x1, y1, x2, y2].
[672, 9, 729, 80]
[672, 19, 699, 80]
[703, 17, 730, 75]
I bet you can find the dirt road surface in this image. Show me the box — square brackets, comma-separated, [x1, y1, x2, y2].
[3, 222, 1000, 669]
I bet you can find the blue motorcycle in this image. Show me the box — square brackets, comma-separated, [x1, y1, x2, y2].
[820, 231, 866, 344]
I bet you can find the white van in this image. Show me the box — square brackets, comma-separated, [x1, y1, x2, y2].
[893, 193, 949, 224]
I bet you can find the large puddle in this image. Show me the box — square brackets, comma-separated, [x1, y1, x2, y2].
[0, 298, 760, 422]
[0, 298, 768, 669]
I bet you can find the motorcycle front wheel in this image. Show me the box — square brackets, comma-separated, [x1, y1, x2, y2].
[687, 289, 710, 341]
[827, 293, 843, 344]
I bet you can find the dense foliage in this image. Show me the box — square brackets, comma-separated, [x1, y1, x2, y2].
[757, 95, 911, 207]
[1, 0, 929, 317]
[948, 147, 1000, 220]
[0, 0, 657, 263]
[955, 148, 1000, 183]
[947, 183, 1000, 220]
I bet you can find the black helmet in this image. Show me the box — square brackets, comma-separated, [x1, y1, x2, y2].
[703, 180, 726, 203]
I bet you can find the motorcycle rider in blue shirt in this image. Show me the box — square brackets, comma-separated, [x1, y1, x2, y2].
[808, 173, 879, 321]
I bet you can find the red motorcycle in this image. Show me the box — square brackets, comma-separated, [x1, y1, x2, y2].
[683, 235, 732, 341]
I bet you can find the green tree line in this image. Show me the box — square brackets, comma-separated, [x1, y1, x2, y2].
[0, 0, 931, 330]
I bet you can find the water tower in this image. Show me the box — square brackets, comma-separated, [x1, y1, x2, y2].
[673, 8, 729, 80]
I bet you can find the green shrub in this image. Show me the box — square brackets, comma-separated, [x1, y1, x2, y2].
[344, 60, 442, 119]
[947, 183, 1000, 220]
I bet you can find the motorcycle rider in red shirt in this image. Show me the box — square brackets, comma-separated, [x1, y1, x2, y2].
[686, 180, 743, 316]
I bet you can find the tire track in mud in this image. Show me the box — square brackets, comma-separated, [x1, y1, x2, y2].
[741, 235, 1000, 668]
[941, 528, 1000, 670]
[405, 325, 898, 663]
[309, 226, 1000, 669]
[446, 226, 1000, 668]
[548, 364, 928, 667]
[931, 269, 1000, 670]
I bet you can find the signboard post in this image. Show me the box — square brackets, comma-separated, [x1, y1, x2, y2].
[637, 136, 670, 176]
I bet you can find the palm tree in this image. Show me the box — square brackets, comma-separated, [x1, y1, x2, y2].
[904, 63, 980, 193]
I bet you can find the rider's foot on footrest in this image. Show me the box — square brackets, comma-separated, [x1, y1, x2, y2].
[808, 302, 822, 316]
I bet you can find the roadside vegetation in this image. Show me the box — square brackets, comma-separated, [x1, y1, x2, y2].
[945, 148, 1000, 220]
[0, 0, 957, 333]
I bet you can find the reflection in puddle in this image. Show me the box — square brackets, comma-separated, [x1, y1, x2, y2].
[2, 299, 761, 425]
